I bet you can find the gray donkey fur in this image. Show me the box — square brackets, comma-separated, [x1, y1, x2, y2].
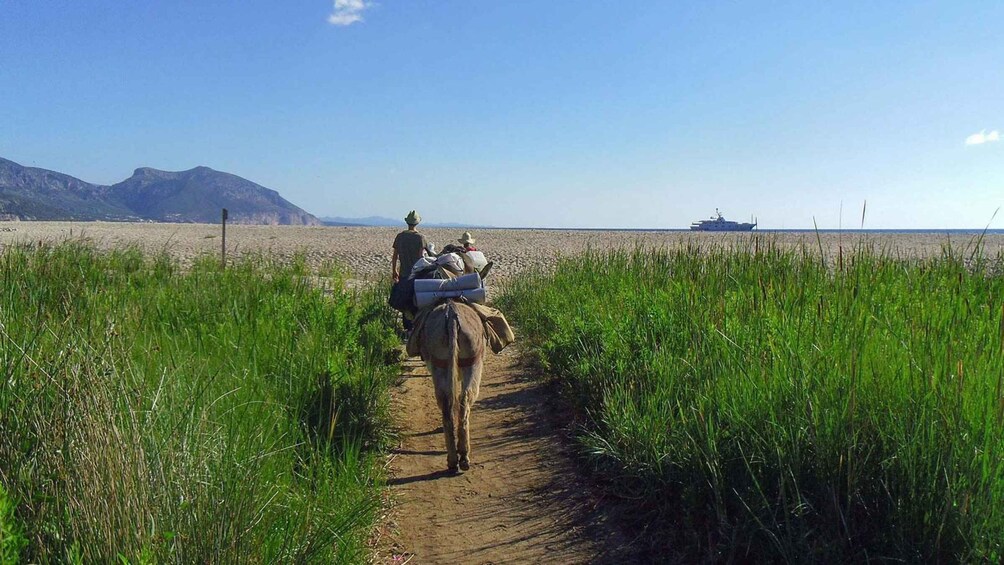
[418, 300, 486, 472]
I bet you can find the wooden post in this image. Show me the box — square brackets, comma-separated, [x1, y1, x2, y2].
[221, 208, 228, 268]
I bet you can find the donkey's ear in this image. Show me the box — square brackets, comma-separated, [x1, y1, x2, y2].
[479, 261, 494, 281]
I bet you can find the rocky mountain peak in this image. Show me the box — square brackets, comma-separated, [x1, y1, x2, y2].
[0, 157, 320, 225]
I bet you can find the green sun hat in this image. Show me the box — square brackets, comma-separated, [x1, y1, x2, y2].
[405, 210, 421, 226]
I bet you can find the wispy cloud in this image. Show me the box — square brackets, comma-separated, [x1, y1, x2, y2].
[965, 129, 1000, 146]
[328, 0, 372, 26]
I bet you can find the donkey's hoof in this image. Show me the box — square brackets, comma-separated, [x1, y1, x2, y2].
[459, 458, 470, 471]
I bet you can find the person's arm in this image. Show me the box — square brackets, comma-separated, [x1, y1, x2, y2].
[391, 247, 400, 282]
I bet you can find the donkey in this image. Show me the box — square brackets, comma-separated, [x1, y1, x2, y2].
[419, 299, 486, 472]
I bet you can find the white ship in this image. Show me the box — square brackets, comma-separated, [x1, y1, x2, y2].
[690, 209, 756, 231]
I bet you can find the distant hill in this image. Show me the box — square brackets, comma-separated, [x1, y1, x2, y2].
[321, 215, 495, 228]
[0, 157, 136, 221]
[110, 166, 318, 225]
[0, 157, 319, 225]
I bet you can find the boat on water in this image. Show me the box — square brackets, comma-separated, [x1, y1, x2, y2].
[690, 209, 756, 232]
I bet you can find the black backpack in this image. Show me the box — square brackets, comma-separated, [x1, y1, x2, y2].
[388, 279, 416, 314]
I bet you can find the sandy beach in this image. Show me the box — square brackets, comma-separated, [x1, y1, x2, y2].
[2, 222, 1001, 289]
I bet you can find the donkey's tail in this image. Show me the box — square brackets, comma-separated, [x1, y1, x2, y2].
[446, 301, 461, 409]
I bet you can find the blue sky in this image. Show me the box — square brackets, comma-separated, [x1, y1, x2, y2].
[1, 1, 1001, 228]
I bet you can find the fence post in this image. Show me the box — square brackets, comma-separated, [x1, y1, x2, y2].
[221, 208, 228, 268]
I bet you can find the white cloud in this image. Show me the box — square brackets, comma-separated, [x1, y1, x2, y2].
[328, 0, 372, 26]
[965, 129, 1000, 146]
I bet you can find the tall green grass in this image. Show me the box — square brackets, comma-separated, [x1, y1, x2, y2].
[0, 242, 400, 563]
[499, 239, 1004, 562]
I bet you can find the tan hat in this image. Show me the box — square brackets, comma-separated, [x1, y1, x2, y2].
[458, 231, 475, 245]
[404, 210, 421, 226]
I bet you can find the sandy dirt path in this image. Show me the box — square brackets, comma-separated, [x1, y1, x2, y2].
[375, 345, 628, 564]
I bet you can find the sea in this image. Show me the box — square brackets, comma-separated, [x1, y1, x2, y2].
[509, 227, 1004, 235]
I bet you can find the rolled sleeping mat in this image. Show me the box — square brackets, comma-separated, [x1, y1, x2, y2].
[413, 272, 482, 293]
[414, 287, 487, 309]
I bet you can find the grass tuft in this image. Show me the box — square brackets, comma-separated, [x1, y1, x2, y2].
[0, 242, 400, 563]
[499, 238, 1004, 562]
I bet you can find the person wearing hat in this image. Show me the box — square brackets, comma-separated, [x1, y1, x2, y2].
[457, 231, 477, 252]
[392, 210, 428, 283]
[453, 231, 491, 279]
[391, 210, 429, 333]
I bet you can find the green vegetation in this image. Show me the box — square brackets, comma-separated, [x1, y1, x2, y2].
[499, 240, 1004, 562]
[0, 483, 27, 564]
[0, 243, 400, 563]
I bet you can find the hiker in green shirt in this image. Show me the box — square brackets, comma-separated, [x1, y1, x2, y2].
[391, 210, 429, 333]
[391, 210, 429, 282]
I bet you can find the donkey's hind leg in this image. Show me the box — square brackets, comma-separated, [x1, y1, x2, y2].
[457, 397, 472, 472]
[457, 359, 483, 472]
[433, 374, 459, 472]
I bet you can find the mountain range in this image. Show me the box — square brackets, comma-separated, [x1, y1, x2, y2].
[0, 157, 319, 225]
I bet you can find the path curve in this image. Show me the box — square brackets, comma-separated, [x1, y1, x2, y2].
[375, 344, 628, 564]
